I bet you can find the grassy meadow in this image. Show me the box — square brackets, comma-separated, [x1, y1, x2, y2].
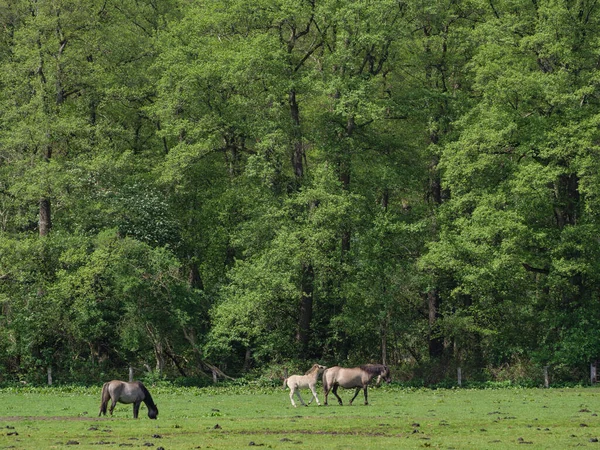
[1, 384, 600, 449]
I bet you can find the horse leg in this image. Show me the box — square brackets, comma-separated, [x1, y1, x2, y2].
[289, 388, 297, 407]
[363, 385, 369, 405]
[306, 386, 314, 405]
[324, 385, 330, 405]
[309, 385, 320, 406]
[133, 401, 141, 419]
[109, 399, 117, 416]
[349, 387, 361, 406]
[295, 389, 307, 407]
[332, 385, 343, 406]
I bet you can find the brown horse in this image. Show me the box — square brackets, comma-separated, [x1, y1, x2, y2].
[99, 380, 158, 419]
[285, 363, 327, 407]
[323, 364, 391, 406]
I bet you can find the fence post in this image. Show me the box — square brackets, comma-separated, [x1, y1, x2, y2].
[129, 366, 134, 382]
[591, 362, 597, 385]
[544, 366, 549, 388]
[212, 369, 218, 384]
[457, 367, 462, 387]
[47, 366, 52, 386]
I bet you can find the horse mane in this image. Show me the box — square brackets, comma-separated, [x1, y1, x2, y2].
[138, 382, 156, 408]
[359, 364, 387, 375]
[304, 364, 321, 375]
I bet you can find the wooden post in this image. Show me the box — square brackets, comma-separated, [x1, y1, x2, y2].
[457, 367, 462, 387]
[544, 366, 549, 388]
[47, 366, 52, 386]
[591, 362, 597, 385]
[212, 369, 218, 384]
[129, 366, 134, 382]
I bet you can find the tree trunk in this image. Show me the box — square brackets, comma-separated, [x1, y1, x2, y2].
[188, 260, 204, 290]
[289, 89, 304, 180]
[164, 343, 187, 377]
[426, 122, 448, 360]
[381, 311, 390, 365]
[339, 115, 354, 190]
[381, 187, 390, 209]
[289, 86, 314, 357]
[339, 115, 354, 256]
[39, 198, 52, 237]
[296, 262, 314, 358]
[428, 289, 444, 358]
[37, 8, 64, 239]
[553, 172, 580, 229]
[154, 340, 165, 375]
[243, 348, 252, 372]
[426, 155, 446, 360]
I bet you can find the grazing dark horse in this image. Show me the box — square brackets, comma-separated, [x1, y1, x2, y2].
[99, 380, 158, 419]
[323, 364, 391, 406]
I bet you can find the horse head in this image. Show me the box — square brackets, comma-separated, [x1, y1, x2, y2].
[376, 365, 392, 385]
[306, 363, 327, 375]
[147, 405, 158, 419]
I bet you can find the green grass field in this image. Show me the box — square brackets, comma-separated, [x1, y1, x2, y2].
[1, 384, 600, 449]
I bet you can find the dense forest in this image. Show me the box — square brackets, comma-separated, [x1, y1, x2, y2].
[1, 0, 600, 385]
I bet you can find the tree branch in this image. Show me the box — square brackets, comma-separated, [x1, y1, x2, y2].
[522, 263, 549, 274]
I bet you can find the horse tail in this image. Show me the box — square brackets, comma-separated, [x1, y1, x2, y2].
[322, 369, 330, 393]
[99, 382, 109, 416]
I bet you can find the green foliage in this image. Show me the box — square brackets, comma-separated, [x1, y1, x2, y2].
[2, 0, 600, 383]
[208, 164, 354, 365]
[421, 0, 600, 369]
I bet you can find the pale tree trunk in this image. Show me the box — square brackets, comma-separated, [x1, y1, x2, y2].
[39, 198, 52, 237]
[145, 324, 165, 375]
[154, 341, 165, 374]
